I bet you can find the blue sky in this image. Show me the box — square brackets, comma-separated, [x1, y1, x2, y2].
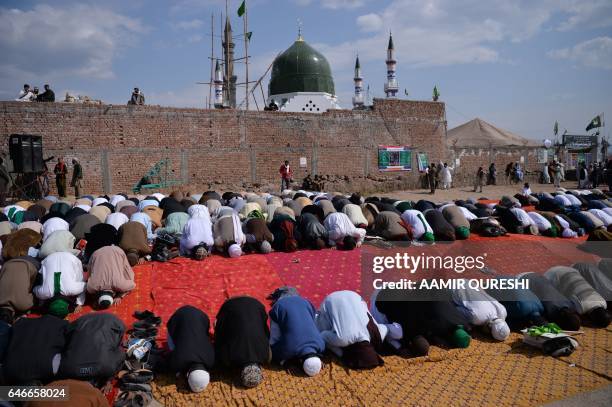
[1, 0, 611, 141]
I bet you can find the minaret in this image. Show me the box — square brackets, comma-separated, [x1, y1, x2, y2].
[352, 55, 364, 109]
[223, 15, 237, 108]
[214, 59, 224, 108]
[384, 33, 398, 98]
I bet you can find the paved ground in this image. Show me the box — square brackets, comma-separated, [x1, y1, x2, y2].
[380, 180, 594, 202]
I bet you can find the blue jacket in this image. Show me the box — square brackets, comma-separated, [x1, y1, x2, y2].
[269, 296, 325, 362]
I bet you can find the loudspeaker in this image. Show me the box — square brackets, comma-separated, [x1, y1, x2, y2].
[31, 136, 43, 172]
[9, 134, 44, 173]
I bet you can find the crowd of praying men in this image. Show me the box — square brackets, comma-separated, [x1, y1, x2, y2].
[0, 186, 610, 401]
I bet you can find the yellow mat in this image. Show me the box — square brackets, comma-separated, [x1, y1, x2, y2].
[152, 328, 611, 407]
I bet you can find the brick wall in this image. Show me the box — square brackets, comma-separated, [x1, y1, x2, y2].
[449, 146, 544, 185]
[0, 99, 447, 195]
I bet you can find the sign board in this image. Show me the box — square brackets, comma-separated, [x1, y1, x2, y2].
[455, 158, 460, 167]
[563, 134, 597, 149]
[417, 152, 429, 172]
[299, 157, 307, 168]
[520, 156, 525, 163]
[537, 149, 548, 164]
[378, 146, 412, 172]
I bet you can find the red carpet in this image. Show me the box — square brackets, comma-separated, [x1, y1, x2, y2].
[265, 249, 362, 308]
[39, 234, 598, 333]
[150, 256, 283, 339]
[63, 263, 153, 328]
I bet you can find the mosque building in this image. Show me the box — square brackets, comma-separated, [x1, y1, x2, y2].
[215, 20, 397, 114]
[266, 32, 340, 113]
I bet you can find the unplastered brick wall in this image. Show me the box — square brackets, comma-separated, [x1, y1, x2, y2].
[0, 99, 446, 195]
[449, 146, 543, 185]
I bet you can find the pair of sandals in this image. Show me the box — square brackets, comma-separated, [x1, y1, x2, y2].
[127, 311, 162, 340]
[115, 369, 161, 407]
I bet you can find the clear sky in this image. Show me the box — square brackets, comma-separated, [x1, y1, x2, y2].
[1, 0, 611, 141]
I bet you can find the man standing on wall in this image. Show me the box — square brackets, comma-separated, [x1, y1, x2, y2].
[279, 160, 293, 192]
[54, 157, 67, 198]
[128, 88, 145, 105]
[70, 158, 84, 198]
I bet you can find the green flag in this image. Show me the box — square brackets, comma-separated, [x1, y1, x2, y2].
[237, 0, 246, 17]
[432, 86, 440, 101]
[246, 31, 252, 41]
[553, 121, 558, 136]
[586, 115, 601, 131]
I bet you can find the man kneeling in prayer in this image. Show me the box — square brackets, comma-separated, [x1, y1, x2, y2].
[316, 290, 389, 369]
[33, 251, 86, 319]
[268, 287, 326, 376]
[451, 281, 511, 341]
[213, 212, 246, 258]
[215, 296, 270, 388]
[545, 266, 610, 327]
[180, 205, 214, 260]
[324, 212, 365, 249]
[86, 245, 135, 309]
[373, 287, 472, 356]
[165, 306, 215, 393]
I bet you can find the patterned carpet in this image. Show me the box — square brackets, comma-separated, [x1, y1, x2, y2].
[54, 234, 609, 406]
[152, 328, 611, 407]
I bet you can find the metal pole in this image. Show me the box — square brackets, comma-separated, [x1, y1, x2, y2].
[260, 82, 266, 106]
[209, 13, 214, 109]
[243, 3, 249, 110]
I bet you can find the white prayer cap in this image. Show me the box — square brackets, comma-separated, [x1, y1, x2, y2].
[187, 369, 210, 393]
[98, 294, 114, 308]
[228, 243, 242, 258]
[490, 318, 510, 341]
[302, 357, 322, 377]
[260, 241, 272, 254]
[562, 228, 577, 238]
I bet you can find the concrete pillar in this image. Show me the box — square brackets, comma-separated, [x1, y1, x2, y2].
[180, 149, 188, 184]
[250, 149, 257, 183]
[101, 150, 112, 194]
[311, 143, 318, 175]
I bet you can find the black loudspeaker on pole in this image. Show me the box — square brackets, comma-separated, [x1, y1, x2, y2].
[9, 134, 44, 173]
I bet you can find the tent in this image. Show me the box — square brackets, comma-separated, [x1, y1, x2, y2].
[447, 118, 540, 148]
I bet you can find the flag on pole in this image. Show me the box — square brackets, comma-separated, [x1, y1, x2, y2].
[553, 121, 558, 136]
[246, 31, 252, 41]
[432, 86, 440, 101]
[586, 114, 602, 131]
[237, 0, 246, 17]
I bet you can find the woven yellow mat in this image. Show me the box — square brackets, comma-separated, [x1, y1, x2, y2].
[152, 328, 611, 407]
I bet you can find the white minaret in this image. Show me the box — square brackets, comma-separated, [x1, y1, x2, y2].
[352, 55, 364, 109]
[384, 33, 398, 98]
[214, 59, 224, 108]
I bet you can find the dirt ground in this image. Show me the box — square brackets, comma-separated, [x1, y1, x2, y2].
[379, 180, 601, 202]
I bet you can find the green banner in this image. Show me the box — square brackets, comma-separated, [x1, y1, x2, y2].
[378, 147, 412, 171]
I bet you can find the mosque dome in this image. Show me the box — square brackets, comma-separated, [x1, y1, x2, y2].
[269, 37, 335, 96]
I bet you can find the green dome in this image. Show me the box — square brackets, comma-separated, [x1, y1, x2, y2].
[269, 38, 335, 96]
